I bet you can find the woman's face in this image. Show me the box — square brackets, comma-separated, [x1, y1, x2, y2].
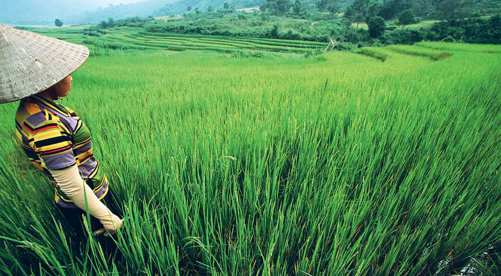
[53, 75, 73, 99]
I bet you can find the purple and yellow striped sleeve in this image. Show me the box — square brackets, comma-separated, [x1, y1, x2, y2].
[25, 113, 76, 170]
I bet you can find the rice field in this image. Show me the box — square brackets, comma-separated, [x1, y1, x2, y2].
[416, 41, 501, 54]
[0, 33, 500, 274]
[27, 26, 326, 55]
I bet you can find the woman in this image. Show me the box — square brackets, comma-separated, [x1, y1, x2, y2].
[0, 25, 123, 237]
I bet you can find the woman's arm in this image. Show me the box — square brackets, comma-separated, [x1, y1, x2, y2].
[50, 164, 123, 233]
[24, 111, 123, 233]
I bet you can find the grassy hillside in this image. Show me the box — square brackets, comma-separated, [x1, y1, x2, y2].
[0, 40, 499, 274]
[146, 12, 347, 42]
[82, 10, 500, 46]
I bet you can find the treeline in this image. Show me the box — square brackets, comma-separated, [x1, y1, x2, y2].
[256, 0, 501, 44]
[261, 0, 351, 16]
[344, 0, 474, 22]
[97, 16, 154, 29]
[141, 13, 501, 45]
[347, 15, 501, 45]
[143, 13, 344, 42]
[81, 17, 155, 37]
[423, 15, 501, 44]
[261, 0, 501, 21]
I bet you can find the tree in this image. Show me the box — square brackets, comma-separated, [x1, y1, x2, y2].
[379, 0, 411, 20]
[98, 17, 115, 29]
[410, 0, 434, 18]
[54, 19, 63, 27]
[222, 2, 235, 13]
[368, 16, 385, 38]
[98, 20, 108, 28]
[107, 18, 114, 27]
[263, 0, 292, 15]
[399, 9, 416, 25]
[435, 0, 472, 20]
[270, 24, 280, 38]
[490, 14, 501, 28]
[346, 0, 370, 22]
[317, 0, 338, 12]
[293, 0, 305, 15]
[208, 6, 214, 13]
[368, 2, 382, 18]
[277, 0, 292, 14]
[317, 0, 328, 10]
[489, 15, 501, 42]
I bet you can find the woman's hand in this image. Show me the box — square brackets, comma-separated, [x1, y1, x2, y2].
[93, 215, 123, 237]
[49, 165, 125, 235]
[101, 214, 123, 234]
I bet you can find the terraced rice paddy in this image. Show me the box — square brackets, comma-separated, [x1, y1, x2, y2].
[29, 26, 326, 55]
[0, 27, 500, 274]
[416, 41, 501, 54]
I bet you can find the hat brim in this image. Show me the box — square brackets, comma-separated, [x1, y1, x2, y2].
[0, 25, 89, 104]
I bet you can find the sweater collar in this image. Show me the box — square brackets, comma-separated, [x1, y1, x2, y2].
[30, 94, 71, 116]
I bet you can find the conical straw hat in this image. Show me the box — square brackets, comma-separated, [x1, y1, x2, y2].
[0, 24, 89, 104]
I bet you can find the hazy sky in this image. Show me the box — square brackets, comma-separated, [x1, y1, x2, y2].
[99, 0, 144, 6]
[87, 0, 145, 8]
[0, 0, 172, 24]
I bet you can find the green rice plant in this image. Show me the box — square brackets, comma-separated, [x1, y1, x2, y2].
[138, 31, 327, 47]
[125, 33, 318, 52]
[356, 48, 389, 62]
[416, 41, 501, 54]
[0, 41, 499, 274]
[386, 45, 452, 60]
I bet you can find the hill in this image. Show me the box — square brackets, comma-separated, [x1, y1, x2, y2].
[155, 0, 264, 15]
[81, 0, 179, 24]
[154, 0, 356, 16]
[3, 0, 500, 27]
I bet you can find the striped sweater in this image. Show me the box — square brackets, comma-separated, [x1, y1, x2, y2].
[15, 95, 109, 208]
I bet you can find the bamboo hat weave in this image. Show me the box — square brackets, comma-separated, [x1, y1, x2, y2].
[0, 24, 89, 104]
